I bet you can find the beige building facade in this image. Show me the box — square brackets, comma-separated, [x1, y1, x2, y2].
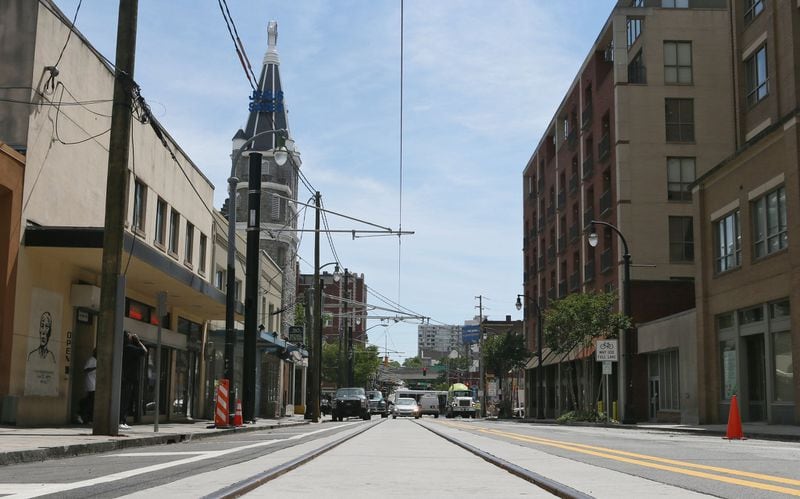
[0, 0, 295, 425]
[693, 0, 800, 425]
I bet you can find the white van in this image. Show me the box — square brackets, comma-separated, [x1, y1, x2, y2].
[418, 393, 440, 418]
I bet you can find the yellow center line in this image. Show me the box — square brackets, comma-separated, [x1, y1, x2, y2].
[433, 421, 800, 496]
[485, 428, 800, 487]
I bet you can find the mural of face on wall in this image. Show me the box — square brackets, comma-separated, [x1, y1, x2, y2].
[25, 289, 62, 397]
[29, 311, 55, 363]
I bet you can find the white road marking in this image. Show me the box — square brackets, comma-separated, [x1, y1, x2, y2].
[0, 423, 357, 498]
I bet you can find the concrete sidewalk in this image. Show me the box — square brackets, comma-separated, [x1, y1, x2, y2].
[0, 416, 311, 466]
[505, 418, 800, 441]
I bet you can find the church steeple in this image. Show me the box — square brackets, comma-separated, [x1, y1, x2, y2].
[243, 20, 290, 152]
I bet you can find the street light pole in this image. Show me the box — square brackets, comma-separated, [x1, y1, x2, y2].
[588, 219, 633, 424]
[225, 128, 287, 424]
[516, 294, 544, 419]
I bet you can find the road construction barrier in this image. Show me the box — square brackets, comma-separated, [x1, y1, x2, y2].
[233, 399, 243, 427]
[214, 379, 230, 428]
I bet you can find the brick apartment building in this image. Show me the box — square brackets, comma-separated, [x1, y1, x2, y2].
[522, 0, 734, 422]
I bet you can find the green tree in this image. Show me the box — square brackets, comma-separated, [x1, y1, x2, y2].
[320, 341, 381, 388]
[321, 341, 340, 386]
[543, 291, 631, 418]
[402, 356, 422, 368]
[353, 344, 380, 387]
[482, 332, 529, 418]
[386, 360, 401, 368]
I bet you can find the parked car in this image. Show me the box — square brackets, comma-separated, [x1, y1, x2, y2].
[367, 390, 389, 418]
[418, 393, 441, 418]
[392, 397, 420, 419]
[331, 387, 371, 421]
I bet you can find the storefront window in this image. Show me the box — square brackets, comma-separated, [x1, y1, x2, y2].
[173, 349, 190, 415]
[770, 300, 790, 319]
[773, 331, 794, 402]
[738, 306, 764, 325]
[721, 340, 737, 400]
[143, 346, 169, 416]
[716, 312, 734, 330]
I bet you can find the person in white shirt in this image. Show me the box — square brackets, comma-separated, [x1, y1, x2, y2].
[77, 349, 96, 424]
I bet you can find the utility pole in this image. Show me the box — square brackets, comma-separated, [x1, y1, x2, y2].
[94, 0, 138, 436]
[311, 192, 322, 422]
[475, 295, 485, 418]
[243, 151, 262, 422]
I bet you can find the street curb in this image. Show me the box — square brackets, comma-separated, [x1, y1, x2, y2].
[489, 418, 800, 443]
[0, 420, 311, 467]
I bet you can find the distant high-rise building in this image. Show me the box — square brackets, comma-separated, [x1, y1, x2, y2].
[418, 324, 462, 359]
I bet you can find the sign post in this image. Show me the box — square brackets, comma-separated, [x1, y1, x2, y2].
[595, 339, 618, 424]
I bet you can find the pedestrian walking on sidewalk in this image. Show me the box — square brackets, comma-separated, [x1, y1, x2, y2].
[119, 333, 147, 429]
[77, 348, 97, 424]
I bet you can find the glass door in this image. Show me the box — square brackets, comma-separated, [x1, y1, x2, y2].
[744, 334, 766, 421]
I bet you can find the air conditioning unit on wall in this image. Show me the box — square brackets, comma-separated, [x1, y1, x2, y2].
[70, 284, 101, 312]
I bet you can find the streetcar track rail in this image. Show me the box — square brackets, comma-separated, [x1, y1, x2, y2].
[203, 419, 385, 499]
[416, 420, 593, 499]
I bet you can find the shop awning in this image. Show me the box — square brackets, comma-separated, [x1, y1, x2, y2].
[525, 343, 596, 369]
[24, 226, 237, 318]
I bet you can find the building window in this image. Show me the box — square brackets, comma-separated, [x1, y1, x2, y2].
[633, 0, 644, 6]
[169, 209, 180, 256]
[664, 41, 692, 84]
[184, 222, 194, 265]
[770, 300, 790, 319]
[270, 194, 280, 222]
[752, 186, 787, 258]
[665, 98, 694, 142]
[720, 339, 737, 400]
[132, 179, 146, 234]
[745, 45, 768, 107]
[738, 305, 764, 325]
[667, 157, 695, 201]
[235, 279, 242, 302]
[125, 298, 168, 326]
[215, 268, 225, 290]
[714, 210, 741, 273]
[628, 50, 646, 84]
[669, 216, 694, 262]
[744, 0, 764, 23]
[773, 331, 794, 402]
[627, 18, 642, 48]
[199, 233, 207, 274]
[662, 0, 688, 7]
[154, 198, 167, 247]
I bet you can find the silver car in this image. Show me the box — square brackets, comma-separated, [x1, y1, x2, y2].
[392, 397, 420, 419]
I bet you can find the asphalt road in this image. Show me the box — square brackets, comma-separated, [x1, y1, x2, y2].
[425, 419, 800, 498]
[1, 417, 798, 498]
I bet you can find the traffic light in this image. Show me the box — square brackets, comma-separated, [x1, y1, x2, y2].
[423, 368, 427, 376]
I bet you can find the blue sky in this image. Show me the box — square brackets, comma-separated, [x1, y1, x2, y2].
[53, 0, 616, 361]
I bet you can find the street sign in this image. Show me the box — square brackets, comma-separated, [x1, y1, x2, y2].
[602, 360, 613, 375]
[462, 325, 481, 343]
[288, 325, 304, 344]
[595, 339, 618, 362]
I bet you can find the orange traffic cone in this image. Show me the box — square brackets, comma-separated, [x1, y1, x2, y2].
[233, 399, 244, 427]
[724, 395, 745, 440]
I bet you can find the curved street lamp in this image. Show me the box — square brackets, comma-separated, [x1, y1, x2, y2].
[588, 219, 634, 424]
[224, 128, 289, 423]
[516, 294, 544, 419]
